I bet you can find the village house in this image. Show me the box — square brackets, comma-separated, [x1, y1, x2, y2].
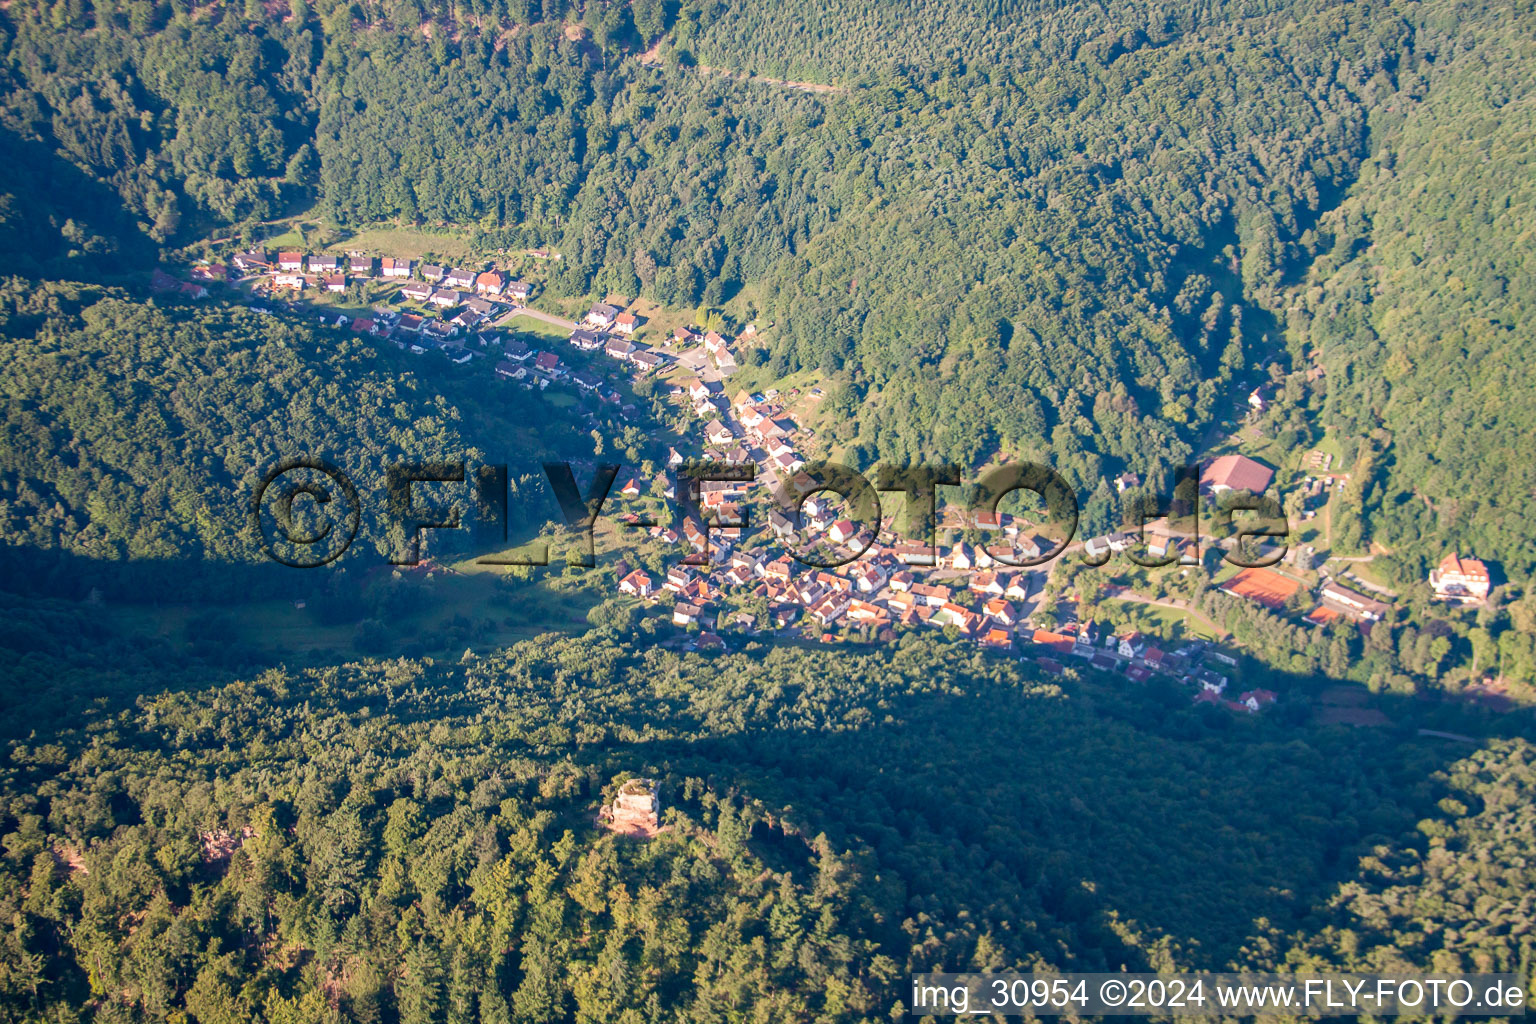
[445, 267, 476, 289]
[847, 599, 887, 625]
[618, 569, 654, 598]
[705, 421, 734, 446]
[852, 562, 888, 593]
[984, 599, 1018, 626]
[452, 309, 483, 330]
[949, 541, 977, 571]
[1237, 689, 1278, 712]
[277, 251, 304, 271]
[399, 282, 433, 302]
[614, 311, 638, 335]
[1202, 454, 1274, 495]
[233, 249, 270, 272]
[969, 571, 1005, 597]
[1115, 472, 1141, 494]
[397, 313, 425, 333]
[534, 351, 564, 376]
[320, 274, 345, 293]
[1032, 629, 1076, 655]
[1114, 631, 1146, 659]
[309, 254, 340, 274]
[911, 582, 951, 607]
[605, 337, 635, 360]
[664, 565, 696, 594]
[495, 360, 526, 380]
[273, 272, 305, 290]
[673, 601, 706, 627]
[1429, 552, 1491, 603]
[763, 556, 796, 583]
[632, 350, 664, 372]
[508, 279, 531, 301]
[811, 594, 851, 628]
[570, 329, 604, 350]
[349, 255, 374, 276]
[828, 520, 859, 545]
[586, 303, 619, 328]
[381, 257, 413, 278]
[983, 627, 1013, 650]
[475, 270, 505, 296]
[673, 326, 701, 346]
[420, 264, 446, 282]
[1318, 581, 1391, 622]
[429, 289, 460, 308]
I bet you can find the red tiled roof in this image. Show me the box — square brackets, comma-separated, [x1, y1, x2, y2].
[1203, 454, 1273, 493]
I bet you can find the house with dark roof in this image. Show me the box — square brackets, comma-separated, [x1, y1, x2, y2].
[586, 303, 619, 328]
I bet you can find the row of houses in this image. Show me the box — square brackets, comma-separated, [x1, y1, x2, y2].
[570, 326, 669, 373]
[233, 249, 533, 300]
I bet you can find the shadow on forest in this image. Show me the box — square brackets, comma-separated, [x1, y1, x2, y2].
[556, 663, 1533, 969]
[5, 542, 1534, 968]
[0, 128, 158, 280]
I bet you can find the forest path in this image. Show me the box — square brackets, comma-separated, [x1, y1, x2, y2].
[637, 38, 848, 94]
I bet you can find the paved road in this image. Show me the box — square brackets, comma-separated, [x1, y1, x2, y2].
[496, 306, 577, 331]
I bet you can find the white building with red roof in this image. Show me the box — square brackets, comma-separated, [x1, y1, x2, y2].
[1429, 552, 1491, 603]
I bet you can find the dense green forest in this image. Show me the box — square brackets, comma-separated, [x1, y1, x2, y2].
[1, 1, 1534, 1018]
[2, 0, 1531, 579]
[0, 276, 621, 600]
[0, 627, 1531, 1022]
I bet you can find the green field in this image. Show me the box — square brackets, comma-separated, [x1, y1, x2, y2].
[502, 311, 574, 341]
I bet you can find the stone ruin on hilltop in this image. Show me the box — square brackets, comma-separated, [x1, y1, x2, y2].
[599, 777, 661, 837]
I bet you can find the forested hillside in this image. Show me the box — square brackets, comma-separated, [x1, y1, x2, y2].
[1, 628, 1528, 1021]
[0, 276, 595, 600]
[0, 0, 1533, 576]
[1300, 5, 1536, 580]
